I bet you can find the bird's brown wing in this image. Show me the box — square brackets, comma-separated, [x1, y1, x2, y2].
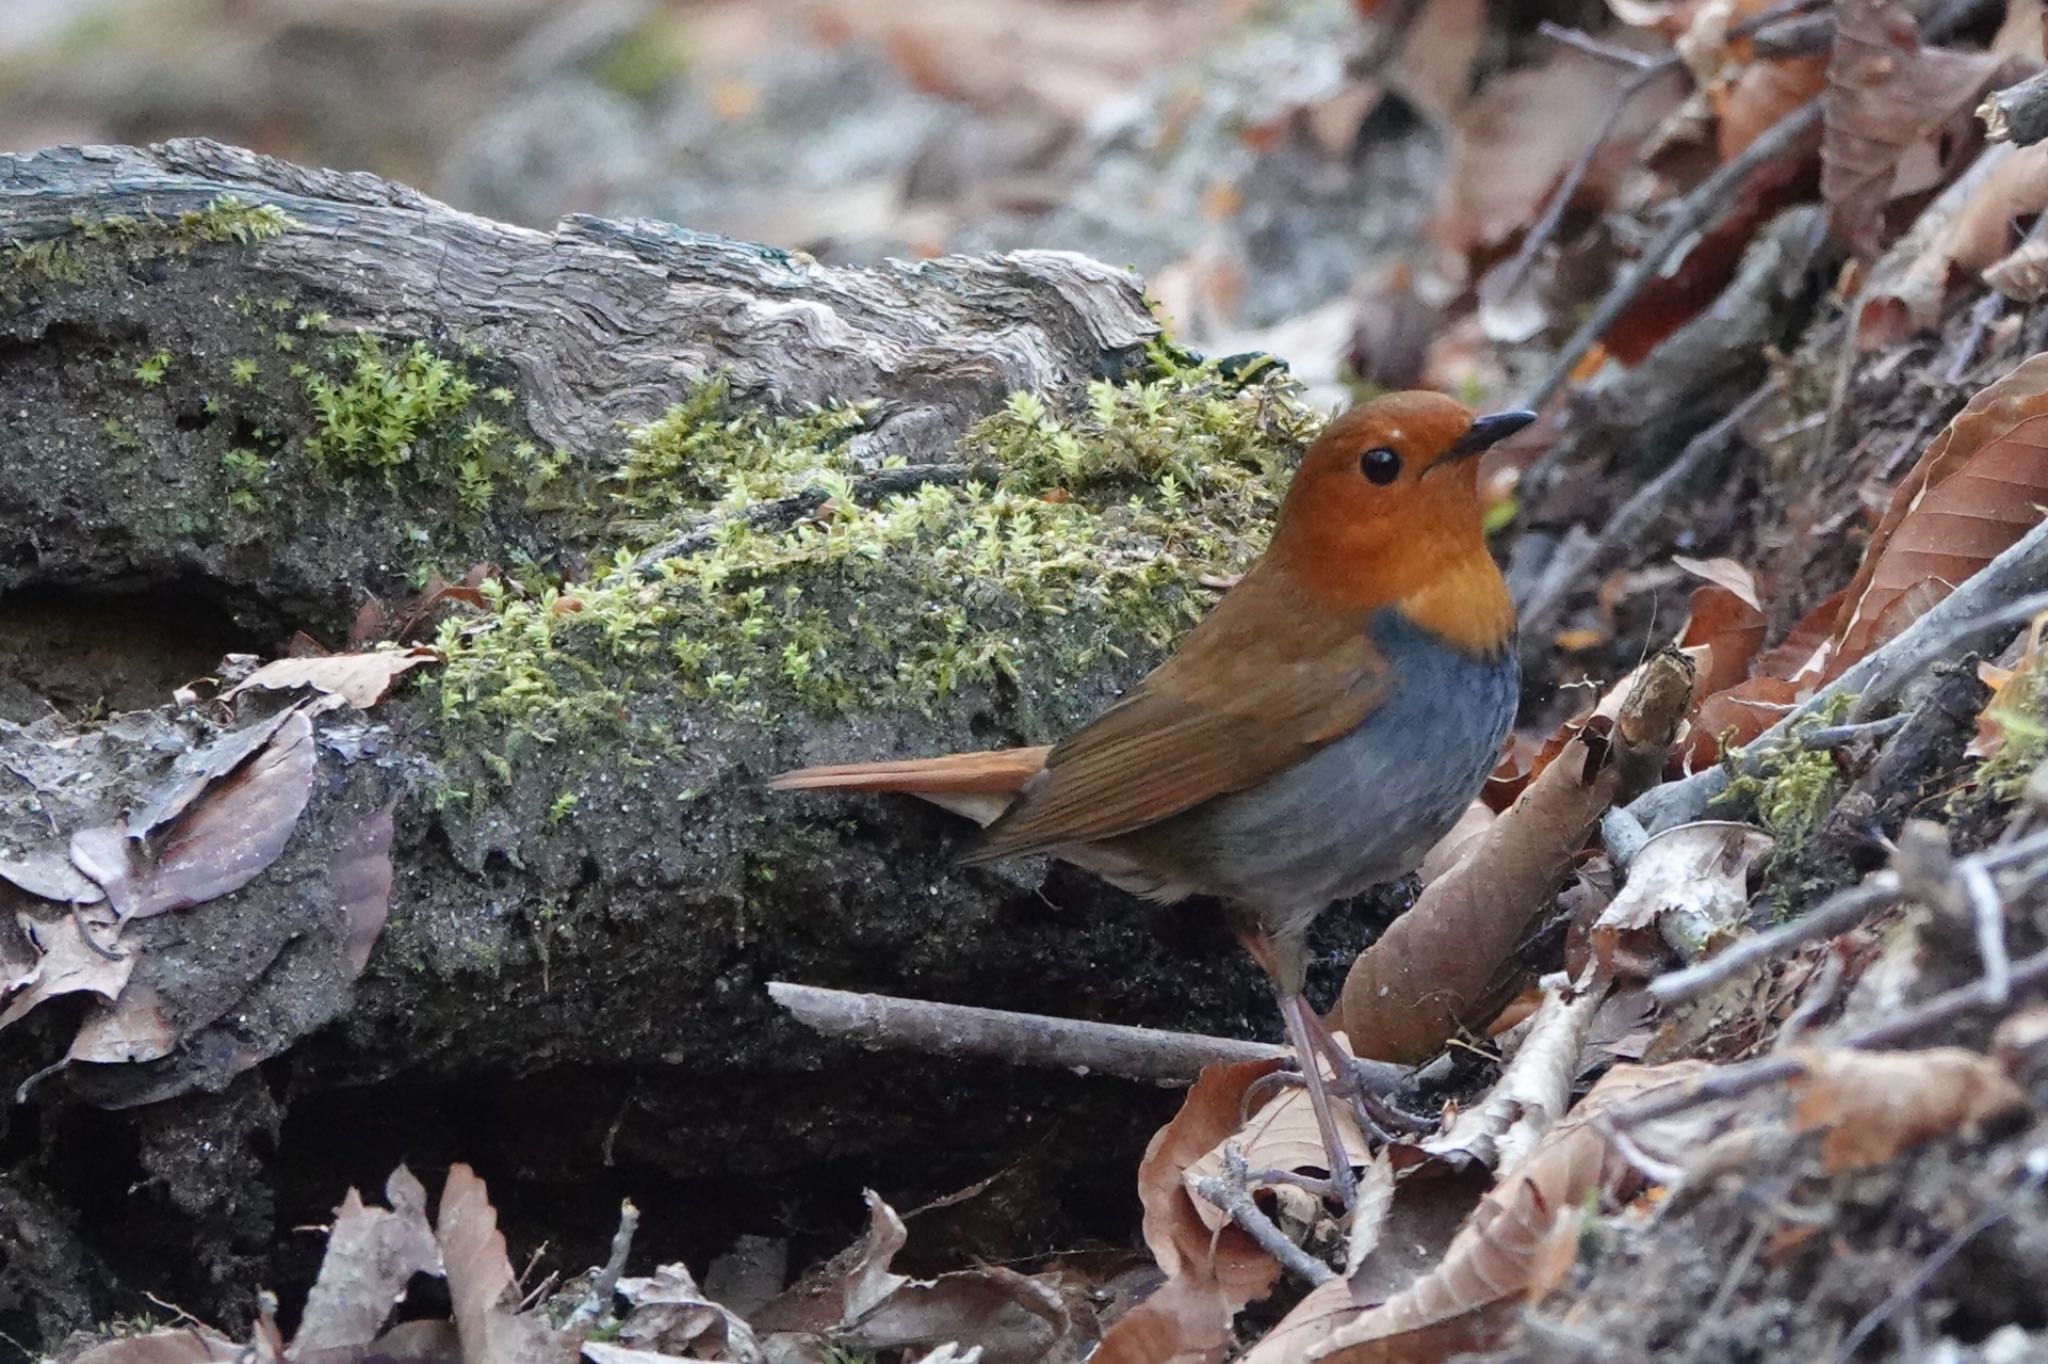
[968, 571, 1389, 859]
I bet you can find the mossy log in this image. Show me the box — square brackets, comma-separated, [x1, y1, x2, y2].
[0, 140, 1388, 1344]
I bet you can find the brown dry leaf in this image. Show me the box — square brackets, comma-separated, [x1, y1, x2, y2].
[1789, 1046, 2026, 1171]
[754, 1191, 1094, 1363]
[223, 646, 441, 711]
[1337, 653, 1694, 1063]
[1675, 572, 1767, 701]
[289, 1166, 443, 1364]
[69, 824, 141, 917]
[1829, 352, 2048, 674]
[1417, 799, 1494, 885]
[1435, 49, 1681, 263]
[1184, 1067, 1370, 1231]
[1425, 982, 1605, 1175]
[1590, 821, 1772, 976]
[1135, 1059, 1287, 1301]
[0, 847, 104, 905]
[130, 709, 316, 919]
[1823, 0, 2009, 258]
[68, 985, 176, 1065]
[616, 1261, 762, 1361]
[0, 908, 135, 1030]
[1305, 1063, 1704, 1361]
[125, 706, 301, 841]
[70, 1329, 247, 1363]
[1088, 1274, 1233, 1364]
[1671, 555, 1761, 609]
[437, 1163, 561, 1364]
[1859, 140, 2048, 345]
[330, 801, 398, 977]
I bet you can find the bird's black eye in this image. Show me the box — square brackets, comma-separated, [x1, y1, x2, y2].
[1360, 447, 1402, 485]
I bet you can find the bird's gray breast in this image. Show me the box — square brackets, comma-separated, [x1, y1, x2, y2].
[1146, 609, 1518, 920]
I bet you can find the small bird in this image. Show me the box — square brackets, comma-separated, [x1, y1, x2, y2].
[773, 391, 1530, 1201]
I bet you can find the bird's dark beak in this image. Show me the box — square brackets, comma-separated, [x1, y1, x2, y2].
[1447, 409, 1538, 461]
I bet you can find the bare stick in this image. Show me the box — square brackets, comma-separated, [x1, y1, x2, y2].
[1980, 68, 2048, 147]
[1622, 946, 2048, 1129]
[1961, 861, 2012, 1006]
[1518, 98, 1824, 422]
[565, 1198, 637, 1328]
[1797, 714, 1908, 750]
[1189, 1144, 1336, 1287]
[767, 980, 1304, 1086]
[1518, 379, 1776, 629]
[1537, 22, 1662, 69]
[1629, 519, 2048, 833]
[1648, 877, 1900, 1005]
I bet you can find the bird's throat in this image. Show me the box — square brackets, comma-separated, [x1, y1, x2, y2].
[1393, 550, 1516, 657]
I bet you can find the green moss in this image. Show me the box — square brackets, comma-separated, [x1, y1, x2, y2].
[133, 349, 171, 387]
[432, 363, 1319, 752]
[294, 333, 505, 489]
[1718, 694, 1855, 852]
[71, 194, 296, 249]
[221, 447, 271, 513]
[6, 238, 86, 284]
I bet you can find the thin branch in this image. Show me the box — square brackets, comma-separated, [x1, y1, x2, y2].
[1518, 379, 1777, 629]
[767, 980, 1306, 1086]
[1537, 22, 1663, 69]
[1647, 877, 1900, 1005]
[1517, 98, 1824, 424]
[1622, 945, 2048, 1129]
[565, 1198, 638, 1329]
[1190, 1144, 1336, 1287]
[1628, 517, 2048, 834]
[1798, 713, 1908, 750]
[1961, 860, 2012, 1006]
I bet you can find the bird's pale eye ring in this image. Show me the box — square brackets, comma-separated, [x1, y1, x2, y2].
[1360, 446, 1402, 485]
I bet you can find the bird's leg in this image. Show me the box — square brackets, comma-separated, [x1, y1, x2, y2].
[1278, 989, 1359, 1208]
[1298, 1010, 1434, 1137]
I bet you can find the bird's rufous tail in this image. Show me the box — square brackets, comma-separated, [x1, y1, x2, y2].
[769, 746, 1048, 826]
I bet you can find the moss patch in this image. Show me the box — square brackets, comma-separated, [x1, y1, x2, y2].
[431, 362, 1321, 756]
[1718, 694, 1856, 854]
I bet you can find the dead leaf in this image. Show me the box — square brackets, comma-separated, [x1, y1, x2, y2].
[331, 801, 397, 977]
[223, 646, 440, 710]
[1829, 352, 2048, 673]
[1675, 572, 1768, 702]
[1134, 1058, 1286, 1307]
[1823, 0, 2008, 257]
[68, 985, 176, 1064]
[0, 908, 135, 1030]
[437, 1163, 561, 1364]
[1591, 821, 1772, 977]
[130, 709, 317, 918]
[290, 1166, 442, 1364]
[1338, 653, 1694, 1062]
[1435, 49, 1682, 264]
[1789, 1045, 2026, 1171]
[69, 824, 141, 916]
[1183, 1055, 1370, 1229]
[1859, 140, 2048, 344]
[1301, 1064, 1704, 1361]
[1343, 1152, 1398, 1277]
[70, 1328, 247, 1363]
[1417, 799, 1494, 885]
[0, 847, 104, 904]
[125, 706, 301, 841]
[1088, 1274, 1232, 1364]
[616, 1262, 762, 1361]
[1425, 982, 1606, 1174]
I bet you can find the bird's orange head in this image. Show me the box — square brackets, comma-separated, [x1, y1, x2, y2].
[1264, 391, 1533, 654]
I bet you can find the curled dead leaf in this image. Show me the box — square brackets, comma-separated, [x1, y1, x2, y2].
[1789, 1045, 2026, 1171]
[1591, 821, 1772, 978]
[225, 646, 441, 710]
[292, 1166, 443, 1364]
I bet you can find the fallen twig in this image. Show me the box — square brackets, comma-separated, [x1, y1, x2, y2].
[1189, 1144, 1335, 1287]
[565, 1199, 638, 1330]
[1650, 825, 2048, 1005]
[767, 980, 1339, 1086]
[1629, 519, 2048, 834]
[1518, 98, 1824, 423]
[1979, 68, 2048, 147]
[1519, 379, 1777, 631]
[1623, 945, 2048, 1129]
